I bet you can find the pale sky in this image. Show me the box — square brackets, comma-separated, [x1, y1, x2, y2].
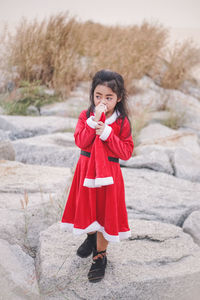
[0, 0, 200, 30]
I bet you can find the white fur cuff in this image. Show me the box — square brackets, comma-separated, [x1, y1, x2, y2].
[86, 116, 97, 129]
[100, 125, 112, 141]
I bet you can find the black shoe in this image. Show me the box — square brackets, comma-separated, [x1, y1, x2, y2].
[76, 232, 97, 258]
[87, 249, 107, 283]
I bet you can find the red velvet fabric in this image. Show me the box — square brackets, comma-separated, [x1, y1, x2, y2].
[61, 109, 134, 242]
[83, 112, 114, 188]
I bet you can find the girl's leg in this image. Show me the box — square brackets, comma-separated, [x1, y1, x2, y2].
[97, 232, 108, 251]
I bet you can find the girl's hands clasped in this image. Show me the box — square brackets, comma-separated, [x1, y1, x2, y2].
[94, 103, 107, 135]
[94, 103, 107, 122]
[96, 121, 105, 135]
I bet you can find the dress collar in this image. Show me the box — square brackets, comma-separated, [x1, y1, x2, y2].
[93, 108, 120, 125]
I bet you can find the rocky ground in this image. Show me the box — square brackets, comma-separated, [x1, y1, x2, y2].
[0, 77, 200, 299]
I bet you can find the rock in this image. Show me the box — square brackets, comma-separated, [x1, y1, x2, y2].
[149, 110, 172, 124]
[131, 76, 200, 125]
[12, 132, 80, 168]
[0, 115, 77, 140]
[0, 160, 71, 193]
[26, 105, 40, 116]
[166, 89, 200, 124]
[173, 148, 200, 182]
[179, 79, 200, 101]
[36, 221, 200, 300]
[0, 160, 72, 254]
[134, 144, 170, 156]
[0, 239, 40, 299]
[136, 123, 200, 158]
[0, 140, 15, 160]
[183, 210, 200, 246]
[0, 106, 5, 114]
[40, 97, 88, 118]
[129, 76, 165, 111]
[122, 168, 200, 226]
[120, 150, 173, 175]
[40, 82, 90, 117]
[180, 121, 200, 139]
[0, 208, 25, 247]
[130, 76, 200, 139]
[0, 129, 10, 140]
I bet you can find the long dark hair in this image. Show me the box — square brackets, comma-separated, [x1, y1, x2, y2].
[86, 69, 131, 136]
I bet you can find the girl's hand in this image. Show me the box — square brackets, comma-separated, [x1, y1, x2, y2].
[94, 103, 107, 122]
[96, 121, 105, 135]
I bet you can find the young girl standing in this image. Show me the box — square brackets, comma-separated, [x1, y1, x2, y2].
[61, 69, 134, 283]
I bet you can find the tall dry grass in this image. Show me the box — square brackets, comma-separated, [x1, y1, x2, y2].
[5, 13, 83, 97]
[78, 20, 168, 86]
[1, 13, 168, 97]
[151, 40, 200, 89]
[1, 12, 200, 97]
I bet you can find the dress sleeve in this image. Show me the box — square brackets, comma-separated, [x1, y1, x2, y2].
[74, 110, 97, 149]
[100, 117, 134, 160]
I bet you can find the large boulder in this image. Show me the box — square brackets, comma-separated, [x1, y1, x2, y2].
[173, 148, 200, 182]
[0, 159, 72, 255]
[0, 128, 10, 140]
[120, 150, 173, 175]
[122, 168, 200, 226]
[131, 75, 200, 122]
[0, 140, 15, 160]
[0, 239, 40, 299]
[40, 82, 90, 117]
[0, 115, 77, 140]
[137, 123, 200, 157]
[132, 143, 200, 182]
[166, 88, 200, 123]
[12, 132, 80, 168]
[0, 208, 25, 247]
[182, 210, 200, 246]
[36, 220, 200, 300]
[130, 76, 166, 111]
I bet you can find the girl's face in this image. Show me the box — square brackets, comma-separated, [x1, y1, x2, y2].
[93, 84, 121, 118]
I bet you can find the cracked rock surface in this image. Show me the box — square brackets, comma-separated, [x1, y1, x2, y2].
[1, 77, 200, 299]
[36, 220, 200, 300]
[123, 168, 200, 226]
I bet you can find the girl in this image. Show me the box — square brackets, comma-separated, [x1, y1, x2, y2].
[61, 69, 134, 283]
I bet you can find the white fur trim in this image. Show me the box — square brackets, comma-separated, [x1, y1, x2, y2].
[86, 116, 97, 129]
[105, 110, 120, 124]
[83, 177, 114, 188]
[99, 124, 112, 141]
[60, 221, 131, 243]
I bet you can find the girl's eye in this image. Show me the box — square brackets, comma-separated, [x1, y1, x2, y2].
[96, 95, 101, 99]
[107, 97, 112, 101]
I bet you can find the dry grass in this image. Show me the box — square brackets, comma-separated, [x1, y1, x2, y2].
[79, 20, 168, 89]
[5, 13, 82, 98]
[151, 40, 200, 89]
[1, 13, 168, 97]
[1, 12, 200, 98]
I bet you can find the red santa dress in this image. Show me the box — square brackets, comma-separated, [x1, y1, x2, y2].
[60, 108, 134, 242]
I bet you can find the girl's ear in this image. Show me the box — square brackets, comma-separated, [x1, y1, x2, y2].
[117, 98, 121, 102]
